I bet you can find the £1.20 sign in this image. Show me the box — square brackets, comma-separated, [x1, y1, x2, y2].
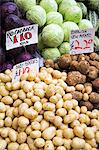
[6, 24, 38, 50]
[70, 28, 95, 55]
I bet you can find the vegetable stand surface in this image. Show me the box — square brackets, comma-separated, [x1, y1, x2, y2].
[0, 68, 99, 149]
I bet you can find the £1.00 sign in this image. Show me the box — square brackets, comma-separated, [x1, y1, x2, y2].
[12, 58, 39, 83]
[6, 24, 38, 50]
[70, 28, 95, 55]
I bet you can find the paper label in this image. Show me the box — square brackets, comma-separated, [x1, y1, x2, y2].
[6, 24, 38, 50]
[12, 58, 39, 82]
[70, 28, 95, 55]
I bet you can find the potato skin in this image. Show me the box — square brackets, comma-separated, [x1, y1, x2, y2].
[58, 54, 72, 69]
[66, 71, 86, 86]
[78, 61, 90, 75]
[79, 101, 93, 111]
[89, 92, 99, 104]
[71, 91, 83, 101]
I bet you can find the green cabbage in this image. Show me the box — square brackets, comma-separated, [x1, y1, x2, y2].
[62, 21, 79, 42]
[37, 33, 46, 51]
[79, 19, 93, 29]
[46, 12, 63, 26]
[42, 48, 60, 60]
[40, 0, 58, 13]
[64, 6, 82, 23]
[55, 0, 63, 5]
[42, 24, 64, 47]
[59, 0, 77, 16]
[59, 42, 70, 54]
[26, 5, 46, 27]
[14, 0, 36, 12]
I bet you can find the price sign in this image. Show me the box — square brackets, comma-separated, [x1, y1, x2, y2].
[70, 28, 95, 55]
[6, 24, 38, 50]
[12, 58, 39, 82]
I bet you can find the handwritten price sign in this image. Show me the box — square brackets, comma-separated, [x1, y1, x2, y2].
[12, 58, 39, 82]
[70, 28, 95, 55]
[6, 24, 38, 50]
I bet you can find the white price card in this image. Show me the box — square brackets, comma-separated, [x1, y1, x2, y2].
[6, 24, 38, 50]
[70, 28, 95, 55]
[12, 58, 39, 82]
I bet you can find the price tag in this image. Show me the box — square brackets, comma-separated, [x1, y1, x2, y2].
[6, 24, 38, 50]
[12, 58, 39, 82]
[70, 28, 95, 55]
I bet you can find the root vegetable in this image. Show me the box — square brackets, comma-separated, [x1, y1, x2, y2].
[66, 71, 86, 86]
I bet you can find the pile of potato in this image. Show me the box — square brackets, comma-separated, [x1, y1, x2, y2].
[45, 52, 99, 110]
[0, 67, 99, 150]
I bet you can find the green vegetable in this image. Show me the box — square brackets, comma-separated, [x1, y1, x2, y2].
[86, 11, 99, 32]
[64, 5, 82, 23]
[94, 36, 99, 51]
[55, 0, 63, 5]
[42, 24, 64, 47]
[87, 0, 99, 14]
[59, 0, 77, 16]
[26, 5, 46, 27]
[78, 19, 93, 29]
[46, 12, 63, 26]
[40, 0, 58, 13]
[42, 48, 60, 60]
[62, 21, 79, 42]
[37, 33, 46, 51]
[59, 42, 70, 55]
[77, 2, 87, 18]
[14, 0, 36, 12]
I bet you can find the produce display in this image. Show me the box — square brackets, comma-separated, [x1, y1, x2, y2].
[0, 68, 99, 150]
[0, 0, 99, 72]
[45, 52, 99, 110]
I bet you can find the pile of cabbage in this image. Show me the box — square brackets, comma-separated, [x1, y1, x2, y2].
[14, 0, 93, 60]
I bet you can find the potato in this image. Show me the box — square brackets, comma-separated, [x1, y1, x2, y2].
[73, 126, 84, 138]
[19, 103, 28, 116]
[0, 120, 4, 128]
[1, 127, 9, 138]
[63, 128, 74, 139]
[42, 127, 56, 140]
[44, 111, 55, 122]
[95, 131, 99, 143]
[44, 140, 54, 150]
[27, 136, 38, 150]
[53, 136, 64, 146]
[56, 108, 67, 117]
[72, 137, 85, 149]
[34, 138, 45, 148]
[17, 132, 27, 144]
[12, 118, 18, 130]
[18, 116, 29, 128]
[56, 146, 66, 150]
[26, 125, 32, 135]
[64, 139, 72, 150]
[0, 139, 7, 150]
[40, 120, 49, 131]
[30, 130, 41, 138]
[24, 108, 38, 120]
[43, 102, 55, 111]
[53, 116, 62, 127]
[8, 129, 17, 142]
[84, 143, 92, 150]
[31, 121, 41, 130]
[1, 96, 13, 104]
[64, 114, 76, 124]
[8, 142, 19, 150]
[84, 127, 95, 139]
[0, 102, 6, 113]
[18, 143, 30, 150]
